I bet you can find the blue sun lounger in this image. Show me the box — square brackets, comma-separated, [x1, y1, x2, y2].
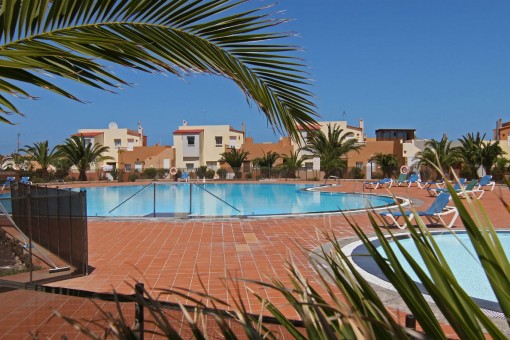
[379, 193, 458, 229]
[427, 178, 466, 196]
[1, 176, 15, 190]
[363, 177, 393, 189]
[476, 175, 495, 191]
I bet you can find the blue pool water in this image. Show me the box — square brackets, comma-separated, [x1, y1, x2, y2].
[379, 231, 510, 305]
[79, 183, 395, 217]
[348, 231, 510, 311]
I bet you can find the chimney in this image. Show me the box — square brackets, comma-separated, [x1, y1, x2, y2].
[137, 121, 143, 146]
[495, 118, 503, 140]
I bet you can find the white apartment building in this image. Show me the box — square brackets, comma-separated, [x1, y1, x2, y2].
[75, 122, 146, 169]
[173, 122, 245, 171]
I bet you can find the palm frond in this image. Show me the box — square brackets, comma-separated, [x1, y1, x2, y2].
[0, 0, 317, 138]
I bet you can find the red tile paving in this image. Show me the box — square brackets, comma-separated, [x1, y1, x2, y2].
[1, 180, 509, 338]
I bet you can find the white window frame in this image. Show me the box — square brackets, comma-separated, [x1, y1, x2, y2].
[114, 139, 122, 149]
[215, 136, 223, 147]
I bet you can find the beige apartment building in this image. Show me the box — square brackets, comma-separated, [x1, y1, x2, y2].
[172, 122, 245, 171]
[75, 122, 147, 170]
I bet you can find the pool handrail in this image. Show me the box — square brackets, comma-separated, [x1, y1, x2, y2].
[108, 182, 154, 214]
[192, 183, 241, 213]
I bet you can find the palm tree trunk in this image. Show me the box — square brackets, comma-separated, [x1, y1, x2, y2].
[79, 169, 87, 181]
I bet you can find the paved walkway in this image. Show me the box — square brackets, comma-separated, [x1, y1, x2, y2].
[1, 181, 509, 338]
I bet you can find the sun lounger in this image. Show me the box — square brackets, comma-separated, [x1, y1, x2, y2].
[363, 177, 393, 189]
[180, 172, 189, 182]
[379, 193, 458, 229]
[407, 174, 421, 188]
[1, 176, 15, 190]
[476, 175, 495, 191]
[420, 180, 446, 189]
[427, 178, 466, 196]
[20, 176, 32, 185]
[394, 173, 408, 186]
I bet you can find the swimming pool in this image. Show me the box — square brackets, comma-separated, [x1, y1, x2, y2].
[80, 183, 397, 217]
[346, 230, 510, 312]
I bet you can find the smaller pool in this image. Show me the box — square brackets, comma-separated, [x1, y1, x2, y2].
[347, 230, 510, 312]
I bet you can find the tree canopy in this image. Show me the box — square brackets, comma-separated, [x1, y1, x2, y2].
[301, 124, 363, 179]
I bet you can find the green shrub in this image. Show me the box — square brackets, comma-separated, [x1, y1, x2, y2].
[205, 169, 215, 179]
[245, 172, 252, 179]
[459, 166, 473, 179]
[31, 177, 45, 184]
[157, 169, 169, 179]
[128, 173, 138, 182]
[196, 165, 208, 179]
[216, 168, 227, 179]
[142, 168, 158, 179]
[349, 167, 364, 179]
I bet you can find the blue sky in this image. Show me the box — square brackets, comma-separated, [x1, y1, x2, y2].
[1, 0, 509, 154]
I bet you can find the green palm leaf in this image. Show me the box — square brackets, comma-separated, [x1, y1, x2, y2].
[0, 0, 317, 139]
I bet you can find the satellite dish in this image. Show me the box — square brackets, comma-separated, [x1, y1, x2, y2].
[108, 122, 118, 129]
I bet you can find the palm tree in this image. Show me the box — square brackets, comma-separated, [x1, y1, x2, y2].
[253, 151, 280, 178]
[481, 140, 505, 176]
[0, 0, 317, 140]
[454, 132, 485, 179]
[371, 153, 398, 178]
[279, 151, 304, 178]
[58, 136, 113, 181]
[301, 124, 363, 179]
[20, 141, 59, 179]
[219, 148, 249, 179]
[416, 135, 458, 177]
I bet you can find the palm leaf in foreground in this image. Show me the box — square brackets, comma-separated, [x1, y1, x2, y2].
[0, 0, 317, 139]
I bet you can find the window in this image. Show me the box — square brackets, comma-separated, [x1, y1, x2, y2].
[356, 162, 363, 169]
[215, 136, 223, 147]
[125, 164, 132, 172]
[228, 136, 237, 148]
[187, 136, 195, 146]
[114, 139, 121, 149]
[83, 137, 93, 146]
[206, 161, 218, 170]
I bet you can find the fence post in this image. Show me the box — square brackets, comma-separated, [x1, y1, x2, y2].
[27, 192, 33, 283]
[134, 283, 144, 340]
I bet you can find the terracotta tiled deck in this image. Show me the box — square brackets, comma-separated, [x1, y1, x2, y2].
[1, 180, 509, 338]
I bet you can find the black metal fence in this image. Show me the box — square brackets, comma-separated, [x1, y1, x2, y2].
[10, 183, 88, 275]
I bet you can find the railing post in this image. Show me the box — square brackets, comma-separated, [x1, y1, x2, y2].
[405, 313, 416, 339]
[134, 283, 144, 340]
[153, 183, 156, 218]
[189, 183, 192, 215]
